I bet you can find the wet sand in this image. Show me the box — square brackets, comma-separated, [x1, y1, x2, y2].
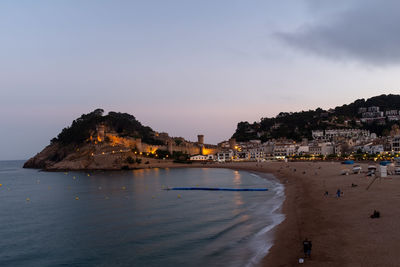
[215, 161, 400, 267]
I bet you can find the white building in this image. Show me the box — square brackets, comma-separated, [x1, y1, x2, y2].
[296, 145, 310, 155]
[248, 148, 264, 160]
[386, 110, 398, 116]
[217, 150, 234, 161]
[312, 130, 324, 140]
[309, 142, 334, 156]
[391, 136, 400, 153]
[312, 129, 370, 141]
[190, 155, 208, 161]
[365, 144, 384, 154]
[273, 144, 296, 157]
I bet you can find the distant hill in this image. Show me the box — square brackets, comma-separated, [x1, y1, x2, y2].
[232, 94, 400, 142]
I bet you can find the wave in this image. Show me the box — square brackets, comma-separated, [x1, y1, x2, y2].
[245, 174, 285, 267]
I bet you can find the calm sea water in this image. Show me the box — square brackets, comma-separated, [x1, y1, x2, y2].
[0, 160, 284, 267]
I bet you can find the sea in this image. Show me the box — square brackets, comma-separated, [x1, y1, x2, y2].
[0, 160, 285, 267]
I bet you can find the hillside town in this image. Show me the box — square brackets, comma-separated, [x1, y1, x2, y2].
[191, 125, 400, 163]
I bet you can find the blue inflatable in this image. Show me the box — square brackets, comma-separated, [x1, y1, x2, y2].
[167, 187, 268, 191]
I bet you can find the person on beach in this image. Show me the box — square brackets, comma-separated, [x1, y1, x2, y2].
[303, 238, 312, 258]
[336, 189, 341, 198]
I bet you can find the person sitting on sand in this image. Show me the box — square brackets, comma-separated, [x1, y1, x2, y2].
[370, 210, 380, 218]
[303, 238, 312, 258]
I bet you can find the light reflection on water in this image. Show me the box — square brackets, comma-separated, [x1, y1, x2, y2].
[0, 161, 284, 267]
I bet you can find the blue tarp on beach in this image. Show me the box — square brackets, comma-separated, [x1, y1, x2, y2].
[342, 160, 354, 165]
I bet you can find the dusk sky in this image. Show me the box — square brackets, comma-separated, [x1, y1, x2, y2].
[1, 0, 399, 160]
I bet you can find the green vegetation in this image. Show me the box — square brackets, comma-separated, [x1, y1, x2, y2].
[155, 149, 171, 159]
[53, 109, 164, 145]
[172, 151, 191, 163]
[126, 156, 135, 164]
[232, 94, 400, 142]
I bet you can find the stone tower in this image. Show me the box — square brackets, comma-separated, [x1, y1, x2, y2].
[229, 138, 236, 149]
[198, 135, 204, 155]
[136, 138, 143, 153]
[97, 125, 105, 142]
[167, 140, 173, 154]
[197, 135, 204, 144]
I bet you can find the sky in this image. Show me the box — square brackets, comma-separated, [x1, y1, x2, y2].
[1, 0, 399, 160]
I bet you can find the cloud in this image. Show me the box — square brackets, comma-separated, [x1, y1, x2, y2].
[276, 0, 400, 65]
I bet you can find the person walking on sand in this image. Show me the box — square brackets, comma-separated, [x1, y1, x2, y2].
[303, 238, 312, 258]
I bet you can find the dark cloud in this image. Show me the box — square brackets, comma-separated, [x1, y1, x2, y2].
[277, 0, 400, 65]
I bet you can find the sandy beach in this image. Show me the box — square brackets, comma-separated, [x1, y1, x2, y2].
[210, 161, 400, 267]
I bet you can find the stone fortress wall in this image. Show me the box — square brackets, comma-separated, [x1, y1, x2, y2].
[97, 125, 218, 156]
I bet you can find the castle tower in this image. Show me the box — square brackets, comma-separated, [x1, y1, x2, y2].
[167, 140, 173, 154]
[136, 138, 143, 153]
[198, 135, 204, 155]
[229, 138, 236, 149]
[97, 125, 105, 142]
[197, 135, 204, 144]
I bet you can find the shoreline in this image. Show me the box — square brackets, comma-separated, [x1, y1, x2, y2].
[24, 160, 400, 266]
[214, 162, 300, 266]
[25, 161, 294, 265]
